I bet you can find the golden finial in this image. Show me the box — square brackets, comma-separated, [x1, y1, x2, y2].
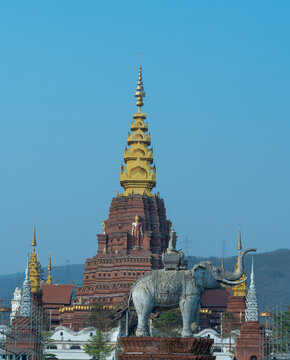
[135, 62, 145, 108]
[32, 224, 36, 248]
[29, 225, 40, 292]
[46, 251, 52, 284]
[48, 251, 52, 271]
[232, 225, 247, 296]
[221, 256, 224, 269]
[238, 225, 242, 254]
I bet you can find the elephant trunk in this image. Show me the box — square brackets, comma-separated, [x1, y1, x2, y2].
[220, 248, 256, 281]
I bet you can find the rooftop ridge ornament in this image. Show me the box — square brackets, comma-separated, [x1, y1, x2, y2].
[245, 256, 259, 322]
[120, 64, 156, 196]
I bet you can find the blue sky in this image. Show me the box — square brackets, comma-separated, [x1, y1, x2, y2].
[0, 1, 289, 274]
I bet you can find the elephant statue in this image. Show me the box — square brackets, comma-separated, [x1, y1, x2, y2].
[129, 248, 256, 337]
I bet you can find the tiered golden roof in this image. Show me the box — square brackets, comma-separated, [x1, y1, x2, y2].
[46, 251, 52, 284]
[120, 65, 156, 196]
[232, 226, 247, 297]
[29, 225, 40, 293]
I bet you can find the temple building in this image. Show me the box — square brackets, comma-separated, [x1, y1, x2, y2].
[41, 253, 74, 329]
[62, 65, 171, 316]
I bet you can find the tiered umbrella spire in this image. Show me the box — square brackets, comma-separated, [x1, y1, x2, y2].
[245, 256, 259, 322]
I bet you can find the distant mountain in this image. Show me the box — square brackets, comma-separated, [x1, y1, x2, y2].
[186, 249, 290, 311]
[0, 264, 84, 307]
[0, 250, 289, 312]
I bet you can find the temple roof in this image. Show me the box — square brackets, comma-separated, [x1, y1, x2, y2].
[201, 289, 230, 307]
[42, 284, 73, 305]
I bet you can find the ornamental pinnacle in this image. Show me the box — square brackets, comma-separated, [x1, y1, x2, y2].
[29, 225, 40, 293]
[120, 65, 156, 196]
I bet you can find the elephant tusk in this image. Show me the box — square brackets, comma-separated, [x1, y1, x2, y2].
[221, 277, 247, 285]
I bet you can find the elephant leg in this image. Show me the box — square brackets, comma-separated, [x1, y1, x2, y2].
[191, 303, 200, 333]
[179, 297, 194, 337]
[133, 290, 153, 337]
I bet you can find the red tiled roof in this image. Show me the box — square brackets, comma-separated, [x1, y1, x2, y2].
[201, 289, 230, 307]
[42, 284, 73, 305]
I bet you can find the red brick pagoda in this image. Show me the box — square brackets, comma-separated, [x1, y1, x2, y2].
[72, 65, 170, 308]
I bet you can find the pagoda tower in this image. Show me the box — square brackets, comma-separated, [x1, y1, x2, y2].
[74, 65, 170, 308]
[235, 257, 266, 360]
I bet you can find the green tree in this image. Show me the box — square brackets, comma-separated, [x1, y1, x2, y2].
[83, 329, 112, 360]
[90, 305, 118, 332]
[152, 309, 182, 337]
[42, 331, 58, 360]
[271, 306, 290, 354]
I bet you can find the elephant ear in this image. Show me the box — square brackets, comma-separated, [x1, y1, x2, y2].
[193, 262, 206, 287]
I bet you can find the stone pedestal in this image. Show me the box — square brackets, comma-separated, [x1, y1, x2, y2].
[119, 337, 215, 360]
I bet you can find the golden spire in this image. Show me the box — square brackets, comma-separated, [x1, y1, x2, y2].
[29, 225, 40, 293]
[46, 251, 52, 284]
[232, 226, 247, 297]
[120, 64, 156, 196]
[32, 224, 36, 248]
[237, 225, 242, 254]
[135, 64, 145, 108]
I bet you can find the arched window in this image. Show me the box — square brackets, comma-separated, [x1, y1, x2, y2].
[250, 356, 258, 360]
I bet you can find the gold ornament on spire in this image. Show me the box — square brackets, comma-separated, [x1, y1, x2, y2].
[232, 226, 247, 297]
[120, 64, 156, 196]
[32, 225, 36, 247]
[46, 251, 52, 284]
[237, 225, 242, 253]
[29, 225, 40, 293]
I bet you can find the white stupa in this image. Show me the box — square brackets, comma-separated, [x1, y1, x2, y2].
[245, 256, 259, 322]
